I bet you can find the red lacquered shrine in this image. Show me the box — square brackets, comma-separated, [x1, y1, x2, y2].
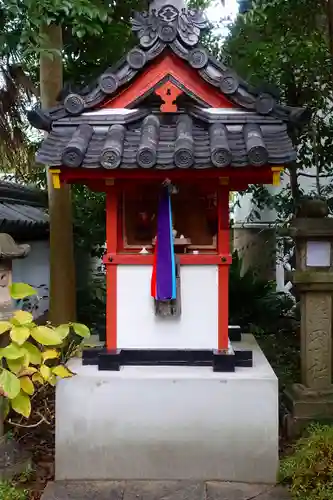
[29, 0, 308, 371]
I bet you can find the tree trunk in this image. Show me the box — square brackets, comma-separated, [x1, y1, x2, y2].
[40, 24, 76, 324]
[327, 0, 333, 69]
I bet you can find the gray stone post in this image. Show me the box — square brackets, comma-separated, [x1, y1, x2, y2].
[285, 201, 333, 434]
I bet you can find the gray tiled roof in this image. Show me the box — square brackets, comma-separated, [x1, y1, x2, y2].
[27, 3, 309, 170]
[0, 182, 49, 237]
[36, 111, 295, 169]
[0, 203, 48, 224]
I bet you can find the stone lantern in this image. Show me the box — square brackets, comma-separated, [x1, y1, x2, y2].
[0, 234, 30, 322]
[286, 199, 333, 434]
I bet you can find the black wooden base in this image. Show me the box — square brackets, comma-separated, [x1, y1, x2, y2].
[82, 326, 252, 373]
[228, 325, 242, 342]
[83, 347, 252, 372]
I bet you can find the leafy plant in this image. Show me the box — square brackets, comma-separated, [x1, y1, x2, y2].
[14, 284, 49, 317]
[0, 283, 90, 419]
[0, 481, 28, 500]
[76, 273, 106, 341]
[222, 0, 332, 216]
[229, 250, 294, 331]
[280, 424, 333, 500]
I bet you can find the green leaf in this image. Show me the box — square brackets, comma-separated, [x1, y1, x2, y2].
[31, 326, 63, 346]
[55, 324, 70, 340]
[40, 364, 51, 381]
[32, 373, 44, 385]
[11, 391, 31, 418]
[18, 366, 37, 377]
[76, 29, 85, 38]
[42, 349, 59, 361]
[53, 365, 74, 378]
[0, 343, 24, 360]
[20, 376, 34, 395]
[22, 342, 42, 365]
[10, 283, 36, 300]
[0, 369, 21, 399]
[12, 310, 34, 325]
[72, 323, 90, 338]
[6, 357, 26, 375]
[10, 326, 31, 346]
[0, 321, 12, 334]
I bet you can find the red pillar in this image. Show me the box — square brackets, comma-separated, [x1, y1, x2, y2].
[105, 183, 118, 351]
[217, 182, 230, 350]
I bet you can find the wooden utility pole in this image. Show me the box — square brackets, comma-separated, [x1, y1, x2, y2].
[39, 24, 76, 324]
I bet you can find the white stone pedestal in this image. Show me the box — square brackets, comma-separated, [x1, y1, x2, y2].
[55, 335, 278, 484]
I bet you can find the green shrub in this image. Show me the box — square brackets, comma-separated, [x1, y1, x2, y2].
[229, 250, 295, 331]
[0, 481, 28, 500]
[280, 424, 333, 500]
[76, 276, 106, 340]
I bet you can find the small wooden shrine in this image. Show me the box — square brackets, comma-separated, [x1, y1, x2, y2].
[29, 0, 307, 372]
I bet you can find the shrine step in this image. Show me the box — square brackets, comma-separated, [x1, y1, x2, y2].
[41, 481, 290, 500]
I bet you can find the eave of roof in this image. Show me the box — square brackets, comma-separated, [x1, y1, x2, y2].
[36, 111, 296, 170]
[0, 181, 48, 207]
[0, 182, 49, 238]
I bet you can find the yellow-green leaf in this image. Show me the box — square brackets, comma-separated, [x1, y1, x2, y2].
[10, 283, 36, 300]
[40, 364, 51, 381]
[18, 366, 37, 377]
[10, 326, 31, 346]
[42, 349, 59, 361]
[22, 342, 42, 365]
[6, 357, 26, 374]
[52, 365, 74, 379]
[32, 373, 44, 385]
[20, 376, 34, 396]
[31, 326, 63, 346]
[0, 321, 12, 334]
[55, 324, 70, 340]
[48, 375, 57, 386]
[0, 343, 24, 360]
[11, 391, 31, 418]
[72, 323, 90, 338]
[13, 310, 33, 325]
[0, 369, 21, 399]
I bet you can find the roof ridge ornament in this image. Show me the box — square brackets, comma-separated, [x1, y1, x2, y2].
[132, 3, 209, 48]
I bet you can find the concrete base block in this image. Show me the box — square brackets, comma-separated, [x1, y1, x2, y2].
[55, 335, 278, 483]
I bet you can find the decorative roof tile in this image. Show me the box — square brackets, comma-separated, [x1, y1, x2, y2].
[36, 112, 295, 169]
[27, 4, 310, 135]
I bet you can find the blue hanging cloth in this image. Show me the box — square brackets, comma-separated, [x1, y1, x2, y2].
[151, 186, 176, 301]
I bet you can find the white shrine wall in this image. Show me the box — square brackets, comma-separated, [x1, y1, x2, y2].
[117, 265, 218, 350]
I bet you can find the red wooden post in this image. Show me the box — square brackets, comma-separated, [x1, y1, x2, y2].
[217, 181, 230, 351]
[105, 183, 118, 351]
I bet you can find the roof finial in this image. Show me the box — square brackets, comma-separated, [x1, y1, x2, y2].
[133, 0, 208, 48]
[148, 0, 186, 13]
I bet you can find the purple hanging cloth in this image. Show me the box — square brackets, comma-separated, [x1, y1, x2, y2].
[151, 186, 176, 301]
